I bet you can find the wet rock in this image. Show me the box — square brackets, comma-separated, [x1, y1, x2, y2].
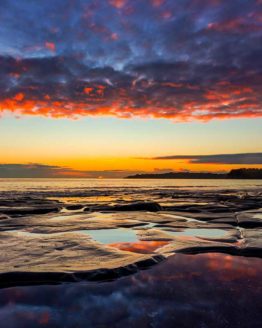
[137, 226, 239, 244]
[162, 211, 237, 223]
[65, 204, 84, 211]
[0, 205, 61, 216]
[0, 254, 165, 288]
[163, 204, 232, 213]
[0, 212, 148, 234]
[103, 202, 162, 212]
[136, 228, 175, 241]
[242, 229, 262, 250]
[0, 187, 261, 285]
[0, 231, 158, 275]
[208, 218, 237, 226]
[158, 237, 262, 258]
[237, 210, 262, 227]
[0, 214, 10, 220]
[154, 220, 234, 230]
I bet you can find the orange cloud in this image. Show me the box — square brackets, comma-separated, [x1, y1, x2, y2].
[84, 87, 94, 95]
[1, 56, 261, 122]
[1, 82, 261, 122]
[207, 18, 262, 33]
[45, 42, 56, 52]
[13, 93, 25, 102]
[109, 0, 127, 9]
[151, 0, 165, 7]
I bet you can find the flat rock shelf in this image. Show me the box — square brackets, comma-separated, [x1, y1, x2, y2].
[0, 184, 262, 287]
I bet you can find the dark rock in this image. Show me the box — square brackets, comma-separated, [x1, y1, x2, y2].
[0, 206, 61, 216]
[65, 204, 84, 211]
[0, 214, 10, 220]
[107, 202, 162, 212]
[237, 211, 262, 228]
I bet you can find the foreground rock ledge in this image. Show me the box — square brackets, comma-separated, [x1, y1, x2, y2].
[0, 230, 166, 288]
[0, 231, 161, 272]
[0, 188, 261, 287]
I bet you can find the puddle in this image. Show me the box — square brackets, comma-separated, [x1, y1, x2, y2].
[1, 253, 261, 327]
[77, 228, 169, 254]
[7, 228, 141, 247]
[78, 228, 138, 244]
[161, 228, 229, 239]
[60, 207, 86, 213]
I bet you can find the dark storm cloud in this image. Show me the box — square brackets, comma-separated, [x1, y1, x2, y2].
[0, 0, 261, 120]
[0, 163, 146, 178]
[0, 163, 80, 178]
[152, 153, 262, 164]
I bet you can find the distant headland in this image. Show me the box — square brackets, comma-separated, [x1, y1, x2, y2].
[126, 168, 262, 179]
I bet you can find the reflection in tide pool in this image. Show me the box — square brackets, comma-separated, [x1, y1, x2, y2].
[109, 240, 169, 254]
[0, 253, 261, 327]
[163, 228, 229, 239]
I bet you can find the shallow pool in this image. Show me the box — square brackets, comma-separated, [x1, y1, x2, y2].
[78, 228, 138, 244]
[162, 228, 229, 239]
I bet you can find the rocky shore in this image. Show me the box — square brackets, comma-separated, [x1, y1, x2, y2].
[0, 185, 261, 287]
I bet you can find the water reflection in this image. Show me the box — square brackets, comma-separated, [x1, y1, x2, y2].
[1, 178, 262, 192]
[0, 253, 261, 327]
[109, 240, 169, 253]
[162, 228, 229, 238]
[78, 228, 138, 244]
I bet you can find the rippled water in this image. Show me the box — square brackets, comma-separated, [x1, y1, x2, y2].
[1, 178, 262, 192]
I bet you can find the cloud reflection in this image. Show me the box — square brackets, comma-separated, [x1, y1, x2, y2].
[0, 253, 261, 327]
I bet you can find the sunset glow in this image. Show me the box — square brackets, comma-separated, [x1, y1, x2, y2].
[0, 0, 262, 177]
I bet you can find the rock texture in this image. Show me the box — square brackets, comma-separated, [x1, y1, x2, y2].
[0, 231, 159, 273]
[0, 186, 261, 285]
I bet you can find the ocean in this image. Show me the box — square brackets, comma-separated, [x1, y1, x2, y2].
[1, 178, 262, 192]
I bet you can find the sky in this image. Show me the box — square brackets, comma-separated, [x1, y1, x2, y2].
[0, 0, 262, 177]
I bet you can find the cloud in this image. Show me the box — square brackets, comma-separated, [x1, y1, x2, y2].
[0, 56, 261, 121]
[2, 157, 259, 179]
[0, 163, 83, 178]
[151, 153, 262, 164]
[0, 163, 147, 178]
[0, 0, 261, 121]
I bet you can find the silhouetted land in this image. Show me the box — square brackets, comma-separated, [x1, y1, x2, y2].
[126, 168, 262, 179]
